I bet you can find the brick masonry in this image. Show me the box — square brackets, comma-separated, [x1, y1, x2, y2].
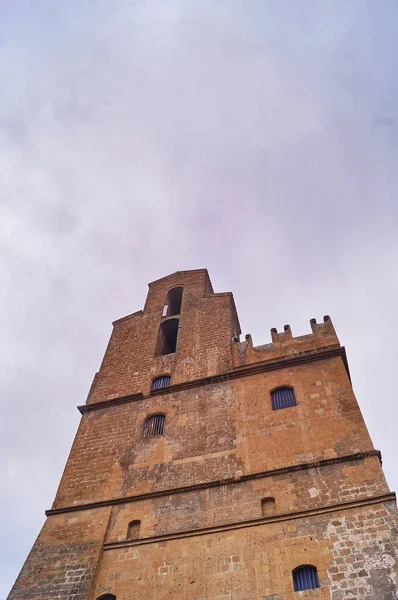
[8, 508, 111, 600]
[8, 269, 398, 599]
[91, 501, 398, 600]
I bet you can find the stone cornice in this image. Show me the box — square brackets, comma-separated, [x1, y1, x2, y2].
[45, 449, 381, 517]
[103, 492, 397, 550]
[78, 346, 349, 414]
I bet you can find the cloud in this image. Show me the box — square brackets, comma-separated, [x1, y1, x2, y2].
[1, 1, 397, 596]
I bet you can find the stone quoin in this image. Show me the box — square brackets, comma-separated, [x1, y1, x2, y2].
[8, 269, 398, 599]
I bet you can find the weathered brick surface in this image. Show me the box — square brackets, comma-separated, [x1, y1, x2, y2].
[53, 358, 376, 509]
[8, 508, 110, 600]
[233, 358, 375, 472]
[8, 269, 398, 600]
[91, 501, 398, 600]
[324, 502, 398, 598]
[103, 456, 389, 542]
[53, 382, 241, 508]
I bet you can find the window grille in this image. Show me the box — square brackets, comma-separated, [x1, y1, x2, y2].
[293, 565, 320, 591]
[143, 414, 165, 438]
[271, 387, 296, 410]
[152, 375, 171, 390]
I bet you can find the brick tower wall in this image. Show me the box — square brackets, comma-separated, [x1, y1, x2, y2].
[8, 269, 398, 600]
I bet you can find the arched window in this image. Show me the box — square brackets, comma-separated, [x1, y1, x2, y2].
[127, 520, 141, 540]
[271, 387, 296, 410]
[293, 565, 320, 591]
[162, 287, 183, 317]
[156, 318, 179, 355]
[143, 414, 165, 438]
[152, 375, 171, 390]
[97, 595, 116, 600]
[261, 497, 276, 516]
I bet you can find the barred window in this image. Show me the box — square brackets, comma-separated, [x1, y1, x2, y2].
[293, 565, 320, 591]
[143, 414, 165, 438]
[97, 595, 116, 600]
[271, 387, 296, 410]
[152, 375, 171, 390]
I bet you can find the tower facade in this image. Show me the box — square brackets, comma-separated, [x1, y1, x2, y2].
[9, 269, 398, 600]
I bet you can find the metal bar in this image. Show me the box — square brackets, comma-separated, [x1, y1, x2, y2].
[152, 376, 171, 390]
[294, 566, 318, 591]
[272, 387, 296, 410]
[144, 414, 165, 437]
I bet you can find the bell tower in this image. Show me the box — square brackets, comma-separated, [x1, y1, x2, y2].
[8, 269, 398, 600]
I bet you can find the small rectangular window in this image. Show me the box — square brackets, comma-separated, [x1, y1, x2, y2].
[293, 566, 320, 591]
[127, 520, 141, 540]
[261, 497, 276, 516]
[167, 287, 183, 316]
[152, 375, 171, 390]
[143, 414, 165, 437]
[271, 387, 296, 410]
[156, 319, 179, 355]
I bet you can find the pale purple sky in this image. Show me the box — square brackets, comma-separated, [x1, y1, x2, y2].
[1, 1, 398, 596]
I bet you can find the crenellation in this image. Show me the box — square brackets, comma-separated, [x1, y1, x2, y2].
[233, 316, 340, 368]
[271, 324, 293, 343]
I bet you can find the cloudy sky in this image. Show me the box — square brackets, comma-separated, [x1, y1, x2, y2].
[1, 1, 398, 595]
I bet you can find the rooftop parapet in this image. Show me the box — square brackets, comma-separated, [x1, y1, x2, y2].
[232, 316, 340, 368]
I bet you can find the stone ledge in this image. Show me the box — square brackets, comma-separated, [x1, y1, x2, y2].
[79, 346, 349, 414]
[46, 450, 381, 516]
[103, 492, 397, 550]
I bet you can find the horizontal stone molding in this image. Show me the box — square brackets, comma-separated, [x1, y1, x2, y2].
[78, 346, 349, 414]
[46, 449, 381, 516]
[102, 492, 397, 550]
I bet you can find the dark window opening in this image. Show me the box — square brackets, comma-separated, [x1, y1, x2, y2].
[156, 318, 179, 355]
[166, 287, 183, 316]
[143, 414, 165, 438]
[271, 387, 297, 410]
[293, 565, 320, 591]
[152, 375, 171, 390]
[97, 595, 116, 600]
[127, 520, 141, 540]
[261, 497, 276, 516]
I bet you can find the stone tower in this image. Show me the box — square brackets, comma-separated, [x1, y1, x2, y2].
[8, 269, 398, 599]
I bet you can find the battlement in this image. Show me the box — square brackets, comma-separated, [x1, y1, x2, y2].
[232, 315, 340, 368]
